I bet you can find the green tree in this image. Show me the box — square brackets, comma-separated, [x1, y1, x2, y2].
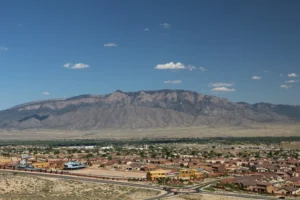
[54, 150, 60, 155]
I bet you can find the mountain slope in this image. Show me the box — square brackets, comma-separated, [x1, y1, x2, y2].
[0, 90, 298, 130]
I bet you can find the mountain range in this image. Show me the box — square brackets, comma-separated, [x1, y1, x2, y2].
[0, 89, 299, 130]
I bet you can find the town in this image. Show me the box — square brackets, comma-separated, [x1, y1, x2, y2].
[0, 137, 299, 199]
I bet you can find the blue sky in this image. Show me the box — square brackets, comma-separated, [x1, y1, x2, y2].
[0, 0, 299, 110]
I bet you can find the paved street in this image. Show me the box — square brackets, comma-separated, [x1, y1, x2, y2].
[199, 191, 280, 200]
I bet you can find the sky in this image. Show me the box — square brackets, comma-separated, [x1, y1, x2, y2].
[0, 0, 300, 110]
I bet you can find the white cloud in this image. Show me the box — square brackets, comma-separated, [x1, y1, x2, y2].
[160, 23, 171, 29]
[155, 62, 201, 71]
[71, 63, 89, 69]
[0, 47, 8, 51]
[144, 28, 149, 31]
[199, 67, 207, 72]
[104, 43, 118, 47]
[164, 80, 182, 84]
[18, 24, 23, 27]
[252, 76, 262, 80]
[64, 63, 71, 68]
[63, 63, 89, 69]
[155, 62, 186, 70]
[288, 73, 298, 77]
[187, 65, 196, 71]
[280, 73, 283, 77]
[211, 87, 236, 92]
[209, 82, 234, 87]
[43, 92, 50, 95]
[280, 85, 292, 89]
[285, 80, 298, 83]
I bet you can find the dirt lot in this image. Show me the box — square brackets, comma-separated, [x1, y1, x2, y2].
[0, 172, 160, 200]
[71, 168, 147, 178]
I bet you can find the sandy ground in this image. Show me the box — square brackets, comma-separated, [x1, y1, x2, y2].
[0, 124, 299, 140]
[163, 193, 257, 200]
[71, 168, 147, 178]
[0, 172, 160, 200]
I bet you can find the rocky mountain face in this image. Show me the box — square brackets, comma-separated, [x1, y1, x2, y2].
[0, 90, 299, 130]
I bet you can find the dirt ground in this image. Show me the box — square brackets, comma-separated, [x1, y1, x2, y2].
[71, 168, 147, 178]
[0, 172, 160, 200]
[0, 124, 299, 140]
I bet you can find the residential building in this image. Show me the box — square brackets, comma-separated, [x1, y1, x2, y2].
[32, 162, 50, 169]
[178, 168, 203, 180]
[146, 170, 169, 181]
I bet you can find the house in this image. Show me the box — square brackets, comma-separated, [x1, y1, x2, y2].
[32, 162, 50, 169]
[129, 163, 143, 171]
[48, 159, 65, 170]
[266, 165, 279, 172]
[0, 157, 12, 165]
[146, 170, 170, 181]
[263, 172, 282, 181]
[253, 182, 275, 193]
[236, 161, 248, 167]
[236, 179, 257, 191]
[250, 165, 268, 172]
[211, 164, 225, 173]
[178, 168, 203, 180]
[276, 186, 300, 195]
[234, 167, 249, 173]
[287, 171, 299, 177]
[206, 158, 225, 164]
[294, 181, 300, 188]
[63, 162, 85, 170]
[277, 164, 292, 172]
[276, 172, 290, 179]
[142, 164, 158, 171]
[286, 177, 300, 188]
[286, 160, 300, 167]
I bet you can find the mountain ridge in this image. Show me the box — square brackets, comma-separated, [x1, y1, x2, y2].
[0, 89, 299, 130]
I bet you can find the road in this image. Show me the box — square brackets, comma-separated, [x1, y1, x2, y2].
[195, 183, 282, 200]
[199, 191, 281, 200]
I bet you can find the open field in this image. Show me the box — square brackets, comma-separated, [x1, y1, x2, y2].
[72, 168, 147, 179]
[0, 172, 160, 200]
[0, 124, 299, 140]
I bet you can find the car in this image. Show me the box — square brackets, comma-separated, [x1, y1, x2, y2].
[278, 197, 285, 199]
